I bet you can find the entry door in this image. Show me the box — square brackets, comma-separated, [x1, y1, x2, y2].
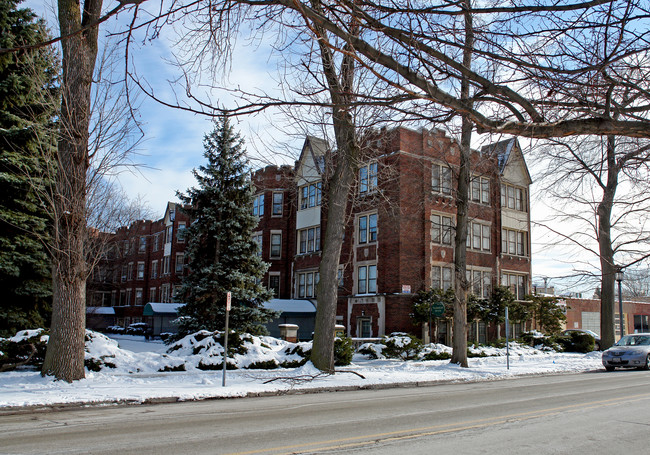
[357, 317, 372, 338]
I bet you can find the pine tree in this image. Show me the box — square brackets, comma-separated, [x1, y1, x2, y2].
[175, 116, 275, 337]
[0, 0, 58, 337]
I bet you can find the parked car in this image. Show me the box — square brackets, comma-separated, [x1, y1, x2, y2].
[561, 329, 601, 350]
[126, 322, 149, 335]
[602, 333, 650, 371]
[105, 325, 125, 334]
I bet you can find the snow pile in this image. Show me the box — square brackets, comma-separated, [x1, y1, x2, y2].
[8, 329, 49, 344]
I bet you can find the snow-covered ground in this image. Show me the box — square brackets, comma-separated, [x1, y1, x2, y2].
[0, 332, 604, 409]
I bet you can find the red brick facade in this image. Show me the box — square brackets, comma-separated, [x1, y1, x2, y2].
[254, 127, 533, 342]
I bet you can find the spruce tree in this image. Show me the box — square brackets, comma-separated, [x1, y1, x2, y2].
[0, 0, 58, 337]
[175, 116, 275, 337]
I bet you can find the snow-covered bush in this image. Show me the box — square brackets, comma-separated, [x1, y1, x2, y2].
[0, 329, 49, 371]
[358, 333, 423, 360]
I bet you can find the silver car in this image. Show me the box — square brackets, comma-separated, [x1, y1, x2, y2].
[602, 333, 650, 371]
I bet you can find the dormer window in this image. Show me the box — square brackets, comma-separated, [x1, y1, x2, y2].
[299, 182, 321, 210]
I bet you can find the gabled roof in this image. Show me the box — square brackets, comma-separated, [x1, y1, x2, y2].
[480, 138, 532, 184]
[296, 135, 329, 177]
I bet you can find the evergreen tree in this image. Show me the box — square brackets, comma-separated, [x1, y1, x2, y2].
[0, 0, 58, 337]
[175, 116, 275, 337]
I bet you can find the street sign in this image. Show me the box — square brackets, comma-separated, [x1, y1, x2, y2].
[226, 292, 231, 311]
[431, 301, 445, 317]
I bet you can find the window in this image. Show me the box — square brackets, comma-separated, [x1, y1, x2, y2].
[467, 269, 491, 299]
[177, 223, 186, 243]
[139, 236, 147, 253]
[151, 260, 158, 278]
[357, 264, 377, 294]
[121, 265, 127, 282]
[431, 214, 453, 246]
[125, 289, 132, 306]
[135, 289, 143, 306]
[466, 221, 491, 252]
[175, 253, 184, 273]
[119, 290, 126, 305]
[297, 271, 319, 298]
[432, 164, 452, 195]
[337, 266, 345, 288]
[165, 225, 173, 244]
[137, 262, 145, 280]
[432, 265, 454, 291]
[272, 192, 283, 216]
[298, 227, 321, 254]
[634, 315, 650, 333]
[501, 183, 527, 211]
[123, 240, 129, 256]
[253, 233, 263, 257]
[357, 213, 378, 244]
[163, 256, 170, 275]
[359, 162, 378, 194]
[299, 183, 321, 210]
[149, 287, 156, 303]
[269, 274, 280, 297]
[127, 262, 134, 280]
[502, 273, 528, 300]
[470, 177, 490, 205]
[270, 233, 282, 259]
[501, 229, 528, 256]
[153, 233, 161, 252]
[161, 284, 170, 303]
[253, 194, 265, 216]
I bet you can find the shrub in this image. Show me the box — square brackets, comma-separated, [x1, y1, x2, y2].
[0, 329, 48, 371]
[334, 336, 354, 366]
[422, 351, 451, 361]
[158, 364, 187, 372]
[555, 332, 594, 353]
[381, 333, 423, 360]
[247, 360, 279, 370]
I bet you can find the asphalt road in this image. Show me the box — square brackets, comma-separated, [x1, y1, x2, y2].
[2, 370, 650, 454]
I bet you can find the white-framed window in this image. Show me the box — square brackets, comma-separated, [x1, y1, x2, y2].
[466, 221, 491, 252]
[357, 264, 377, 294]
[127, 262, 134, 280]
[432, 264, 454, 291]
[359, 162, 378, 194]
[432, 163, 452, 195]
[137, 262, 145, 280]
[252, 232, 263, 256]
[135, 288, 143, 306]
[177, 222, 186, 243]
[270, 232, 282, 259]
[467, 268, 491, 299]
[431, 213, 453, 246]
[269, 273, 280, 297]
[165, 225, 173, 244]
[299, 182, 322, 210]
[175, 253, 184, 273]
[149, 287, 157, 302]
[501, 183, 527, 212]
[502, 273, 528, 300]
[125, 288, 132, 305]
[253, 194, 265, 216]
[161, 283, 171, 303]
[470, 177, 490, 205]
[272, 192, 283, 216]
[296, 271, 319, 298]
[163, 256, 170, 275]
[139, 236, 147, 253]
[151, 260, 158, 279]
[298, 226, 321, 254]
[121, 264, 127, 282]
[357, 213, 378, 244]
[502, 228, 528, 256]
[153, 233, 161, 252]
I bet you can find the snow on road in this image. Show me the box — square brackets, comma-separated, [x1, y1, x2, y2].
[0, 334, 604, 409]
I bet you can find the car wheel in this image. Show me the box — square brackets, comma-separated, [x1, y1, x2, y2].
[644, 355, 650, 371]
[605, 366, 616, 372]
[595, 342, 600, 351]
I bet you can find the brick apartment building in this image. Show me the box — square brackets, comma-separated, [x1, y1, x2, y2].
[252, 127, 533, 344]
[87, 126, 532, 342]
[86, 202, 189, 328]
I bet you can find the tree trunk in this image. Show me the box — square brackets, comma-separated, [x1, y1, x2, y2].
[310, 3, 359, 372]
[451, 0, 473, 368]
[598, 135, 619, 350]
[42, 0, 102, 382]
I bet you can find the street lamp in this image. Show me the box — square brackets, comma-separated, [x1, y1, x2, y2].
[616, 268, 625, 338]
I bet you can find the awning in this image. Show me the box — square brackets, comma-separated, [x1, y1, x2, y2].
[262, 299, 316, 313]
[143, 302, 185, 316]
[86, 307, 115, 315]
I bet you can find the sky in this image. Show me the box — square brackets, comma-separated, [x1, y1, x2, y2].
[26, 0, 603, 296]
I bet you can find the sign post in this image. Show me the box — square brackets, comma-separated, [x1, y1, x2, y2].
[505, 306, 510, 370]
[222, 291, 231, 387]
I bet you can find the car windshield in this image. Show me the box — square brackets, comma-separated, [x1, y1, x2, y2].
[615, 335, 650, 346]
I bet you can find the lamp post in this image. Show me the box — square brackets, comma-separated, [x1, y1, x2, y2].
[616, 269, 625, 338]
